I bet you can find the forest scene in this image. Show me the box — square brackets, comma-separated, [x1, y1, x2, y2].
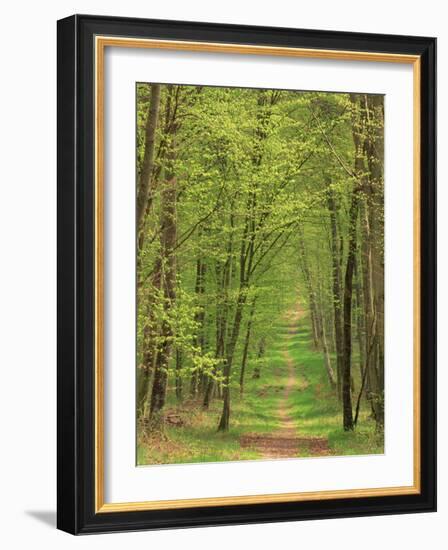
[136, 82, 384, 465]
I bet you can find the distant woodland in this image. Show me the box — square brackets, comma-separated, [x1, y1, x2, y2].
[136, 83, 384, 464]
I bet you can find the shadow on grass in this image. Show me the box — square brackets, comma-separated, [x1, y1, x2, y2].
[138, 316, 384, 465]
[286, 322, 384, 456]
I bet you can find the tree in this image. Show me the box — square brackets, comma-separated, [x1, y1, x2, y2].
[136, 85, 385, 443]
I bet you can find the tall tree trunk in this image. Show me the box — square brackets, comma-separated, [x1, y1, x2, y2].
[149, 157, 177, 417]
[203, 224, 233, 409]
[217, 90, 277, 431]
[239, 298, 257, 395]
[340, 92, 372, 431]
[252, 337, 266, 379]
[299, 226, 336, 388]
[354, 255, 366, 387]
[341, 186, 359, 431]
[135, 85, 163, 416]
[297, 226, 320, 349]
[365, 95, 385, 429]
[359, 198, 380, 418]
[316, 292, 337, 388]
[190, 257, 207, 398]
[175, 349, 183, 401]
[217, 178, 258, 431]
[136, 84, 162, 246]
[137, 262, 162, 417]
[327, 184, 344, 399]
[217, 287, 247, 431]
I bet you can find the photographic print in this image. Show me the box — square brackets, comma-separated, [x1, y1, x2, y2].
[58, 16, 435, 533]
[136, 83, 385, 466]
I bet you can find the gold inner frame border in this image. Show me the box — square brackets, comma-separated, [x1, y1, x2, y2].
[94, 35, 421, 513]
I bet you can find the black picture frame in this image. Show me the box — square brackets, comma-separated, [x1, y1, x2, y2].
[57, 14, 436, 534]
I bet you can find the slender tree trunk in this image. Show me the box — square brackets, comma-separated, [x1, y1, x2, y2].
[299, 227, 336, 388]
[149, 159, 177, 417]
[217, 184, 258, 431]
[310, 309, 320, 349]
[217, 91, 275, 431]
[136, 85, 163, 416]
[218, 357, 231, 431]
[218, 287, 247, 431]
[365, 95, 385, 429]
[175, 349, 183, 401]
[354, 255, 366, 383]
[327, 184, 344, 399]
[190, 257, 207, 398]
[136, 84, 162, 243]
[340, 92, 373, 431]
[239, 298, 257, 395]
[137, 261, 162, 417]
[359, 198, 379, 419]
[203, 226, 233, 409]
[252, 337, 266, 379]
[297, 226, 320, 349]
[318, 301, 337, 388]
[341, 186, 359, 431]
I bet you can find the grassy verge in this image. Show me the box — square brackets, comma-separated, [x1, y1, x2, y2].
[137, 344, 290, 465]
[285, 321, 384, 457]
[137, 317, 384, 465]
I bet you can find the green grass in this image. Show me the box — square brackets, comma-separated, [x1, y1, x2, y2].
[137, 348, 289, 465]
[137, 316, 384, 465]
[285, 321, 383, 457]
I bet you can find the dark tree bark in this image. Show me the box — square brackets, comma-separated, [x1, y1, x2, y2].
[251, 337, 266, 379]
[239, 298, 257, 395]
[135, 86, 163, 416]
[298, 226, 336, 388]
[136, 261, 162, 416]
[175, 349, 183, 401]
[190, 257, 207, 398]
[353, 255, 366, 383]
[217, 128, 260, 430]
[216, 188, 258, 430]
[359, 198, 379, 417]
[203, 219, 234, 409]
[297, 226, 320, 349]
[365, 95, 385, 429]
[136, 84, 162, 243]
[216, 90, 295, 431]
[316, 281, 337, 389]
[327, 184, 344, 399]
[340, 93, 369, 431]
[341, 186, 359, 431]
[149, 157, 177, 417]
[218, 287, 247, 431]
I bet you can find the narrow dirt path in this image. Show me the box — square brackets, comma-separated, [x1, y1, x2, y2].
[240, 305, 329, 458]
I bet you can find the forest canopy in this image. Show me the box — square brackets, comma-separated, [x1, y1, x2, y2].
[136, 83, 384, 465]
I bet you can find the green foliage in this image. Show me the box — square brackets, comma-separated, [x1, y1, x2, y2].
[137, 316, 383, 465]
[136, 83, 384, 461]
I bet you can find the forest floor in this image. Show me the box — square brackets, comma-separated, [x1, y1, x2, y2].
[239, 307, 329, 458]
[137, 306, 384, 466]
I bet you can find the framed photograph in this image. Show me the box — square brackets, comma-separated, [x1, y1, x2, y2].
[57, 14, 436, 534]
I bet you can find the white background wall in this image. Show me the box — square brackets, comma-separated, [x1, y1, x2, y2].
[0, 1, 444, 547]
